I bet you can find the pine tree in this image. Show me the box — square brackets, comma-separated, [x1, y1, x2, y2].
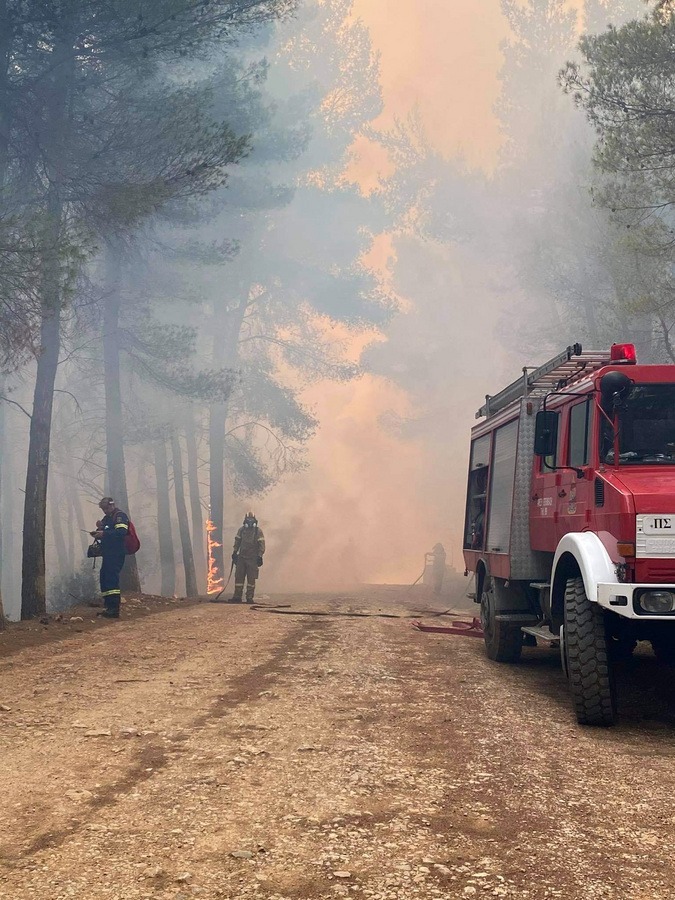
[10, 0, 294, 617]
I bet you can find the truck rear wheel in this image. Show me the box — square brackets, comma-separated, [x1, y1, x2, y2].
[480, 576, 522, 663]
[564, 576, 616, 726]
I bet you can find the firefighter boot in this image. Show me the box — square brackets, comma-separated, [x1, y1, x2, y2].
[245, 582, 256, 604]
[98, 592, 121, 618]
[227, 582, 244, 603]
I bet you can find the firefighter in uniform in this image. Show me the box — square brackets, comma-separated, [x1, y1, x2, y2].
[92, 497, 129, 618]
[228, 512, 265, 603]
[431, 543, 446, 596]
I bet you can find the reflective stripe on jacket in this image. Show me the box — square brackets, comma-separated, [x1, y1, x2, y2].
[101, 509, 129, 554]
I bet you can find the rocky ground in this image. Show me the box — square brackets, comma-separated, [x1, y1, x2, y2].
[2, 586, 675, 900]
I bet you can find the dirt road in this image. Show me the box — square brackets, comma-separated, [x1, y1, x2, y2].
[2, 588, 675, 900]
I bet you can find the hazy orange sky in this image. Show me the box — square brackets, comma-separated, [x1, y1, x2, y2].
[247, 0, 599, 591]
[263, 1, 518, 590]
[352, 0, 511, 169]
[262, 0, 595, 590]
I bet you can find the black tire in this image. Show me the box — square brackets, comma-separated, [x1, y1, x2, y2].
[564, 576, 616, 726]
[560, 624, 569, 679]
[480, 576, 522, 663]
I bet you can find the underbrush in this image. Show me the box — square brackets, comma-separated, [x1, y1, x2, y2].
[48, 562, 98, 613]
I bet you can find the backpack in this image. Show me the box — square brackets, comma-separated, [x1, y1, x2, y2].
[124, 520, 141, 555]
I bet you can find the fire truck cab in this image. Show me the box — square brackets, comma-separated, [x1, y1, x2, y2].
[463, 342, 675, 726]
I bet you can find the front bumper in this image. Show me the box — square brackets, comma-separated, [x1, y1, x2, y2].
[597, 583, 675, 618]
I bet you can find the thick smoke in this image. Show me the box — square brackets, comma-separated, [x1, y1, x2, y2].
[0, 0, 652, 619]
[259, 0, 647, 590]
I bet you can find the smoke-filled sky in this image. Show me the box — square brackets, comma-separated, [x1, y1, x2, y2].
[264, 0, 621, 591]
[207, 0, 641, 594]
[353, 0, 510, 170]
[353, 0, 590, 167]
[264, 0, 521, 590]
[1, 0, 653, 619]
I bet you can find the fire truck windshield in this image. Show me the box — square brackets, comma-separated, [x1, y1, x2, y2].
[602, 384, 675, 465]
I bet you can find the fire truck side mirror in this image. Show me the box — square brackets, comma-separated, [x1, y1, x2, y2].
[600, 371, 633, 411]
[534, 410, 558, 457]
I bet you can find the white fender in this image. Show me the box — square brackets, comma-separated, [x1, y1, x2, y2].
[552, 532, 617, 602]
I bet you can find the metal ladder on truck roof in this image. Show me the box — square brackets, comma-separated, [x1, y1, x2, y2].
[476, 343, 611, 419]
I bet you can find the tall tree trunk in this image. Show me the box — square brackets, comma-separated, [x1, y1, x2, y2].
[0, 390, 5, 628]
[64, 454, 89, 557]
[48, 481, 68, 577]
[66, 495, 75, 573]
[630, 251, 656, 364]
[21, 208, 64, 618]
[184, 408, 205, 592]
[209, 399, 228, 591]
[1, 394, 15, 620]
[0, 2, 10, 625]
[171, 433, 198, 597]
[208, 298, 246, 590]
[20, 24, 73, 619]
[154, 439, 176, 597]
[0, 0, 12, 185]
[102, 241, 141, 593]
[582, 295, 600, 346]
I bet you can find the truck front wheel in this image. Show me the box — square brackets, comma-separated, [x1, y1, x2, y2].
[480, 576, 523, 663]
[564, 576, 616, 726]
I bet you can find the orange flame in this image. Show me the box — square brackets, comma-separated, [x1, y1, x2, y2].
[206, 519, 224, 595]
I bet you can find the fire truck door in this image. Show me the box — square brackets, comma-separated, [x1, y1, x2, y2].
[530, 454, 559, 552]
[530, 407, 561, 552]
[557, 398, 593, 539]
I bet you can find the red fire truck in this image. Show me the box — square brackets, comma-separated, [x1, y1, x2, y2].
[463, 342, 675, 726]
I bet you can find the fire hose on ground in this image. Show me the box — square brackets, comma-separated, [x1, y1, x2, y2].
[239, 575, 484, 636]
[245, 605, 484, 636]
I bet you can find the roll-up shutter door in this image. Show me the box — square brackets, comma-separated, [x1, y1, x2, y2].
[486, 419, 518, 553]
